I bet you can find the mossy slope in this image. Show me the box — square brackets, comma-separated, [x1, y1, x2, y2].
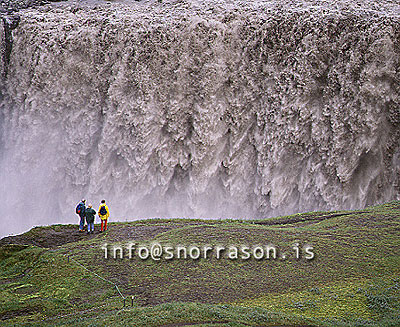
[0, 201, 399, 326]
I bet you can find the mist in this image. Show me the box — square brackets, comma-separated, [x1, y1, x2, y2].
[0, 0, 399, 238]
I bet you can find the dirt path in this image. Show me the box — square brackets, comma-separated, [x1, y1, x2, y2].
[0, 221, 211, 248]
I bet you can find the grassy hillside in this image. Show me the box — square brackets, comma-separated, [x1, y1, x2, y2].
[0, 201, 399, 326]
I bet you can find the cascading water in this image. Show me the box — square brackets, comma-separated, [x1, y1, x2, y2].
[0, 0, 399, 237]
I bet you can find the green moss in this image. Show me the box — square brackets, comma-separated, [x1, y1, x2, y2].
[0, 201, 399, 326]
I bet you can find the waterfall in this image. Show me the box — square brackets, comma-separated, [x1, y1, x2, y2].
[1, 0, 399, 237]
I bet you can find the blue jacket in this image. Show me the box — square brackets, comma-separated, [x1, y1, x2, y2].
[77, 202, 86, 218]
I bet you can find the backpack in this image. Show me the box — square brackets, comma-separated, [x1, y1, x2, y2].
[99, 205, 107, 216]
[76, 203, 84, 214]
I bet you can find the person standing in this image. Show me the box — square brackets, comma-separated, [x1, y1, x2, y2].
[85, 204, 96, 234]
[76, 199, 86, 232]
[98, 200, 109, 232]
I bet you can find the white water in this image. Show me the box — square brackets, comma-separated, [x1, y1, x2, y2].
[0, 0, 399, 237]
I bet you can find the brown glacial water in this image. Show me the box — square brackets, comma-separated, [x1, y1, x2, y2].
[0, 0, 399, 237]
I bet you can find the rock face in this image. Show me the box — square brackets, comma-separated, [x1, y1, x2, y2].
[0, 0, 399, 235]
[1, 11, 20, 78]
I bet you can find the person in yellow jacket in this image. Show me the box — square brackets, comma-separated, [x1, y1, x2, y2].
[98, 200, 110, 232]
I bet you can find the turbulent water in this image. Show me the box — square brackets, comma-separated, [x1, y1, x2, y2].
[0, 0, 399, 237]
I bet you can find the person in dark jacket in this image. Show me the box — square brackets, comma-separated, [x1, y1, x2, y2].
[85, 204, 96, 234]
[76, 199, 86, 232]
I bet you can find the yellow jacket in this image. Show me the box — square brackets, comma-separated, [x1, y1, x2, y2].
[98, 204, 110, 220]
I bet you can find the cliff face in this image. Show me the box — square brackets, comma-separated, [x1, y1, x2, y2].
[0, 0, 399, 234]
